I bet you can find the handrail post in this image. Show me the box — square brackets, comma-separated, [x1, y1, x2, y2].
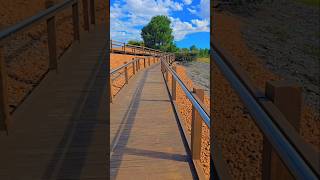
[124, 62, 128, 84]
[171, 66, 177, 100]
[110, 79, 113, 103]
[0, 47, 9, 132]
[262, 80, 302, 180]
[72, 1, 80, 41]
[132, 58, 136, 75]
[143, 58, 146, 68]
[136, 59, 139, 71]
[165, 67, 168, 81]
[191, 88, 204, 160]
[110, 40, 112, 53]
[82, 0, 90, 31]
[148, 57, 150, 66]
[89, 0, 95, 25]
[46, 0, 57, 70]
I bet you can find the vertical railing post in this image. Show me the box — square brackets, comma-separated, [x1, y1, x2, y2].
[46, 0, 57, 70]
[132, 58, 136, 75]
[82, 0, 90, 31]
[191, 88, 204, 160]
[89, 0, 95, 25]
[143, 58, 146, 68]
[72, 1, 80, 41]
[262, 80, 302, 180]
[148, 57, 150, 66]
[171, 66, 177, 100]
[124, 62, 128, 84]
[110, 79, 113, 103]
[110, 40, 112, 53]
[164, 58, 168, 80]
[136, 59, 138, 71]
[0, 47, 9, 132]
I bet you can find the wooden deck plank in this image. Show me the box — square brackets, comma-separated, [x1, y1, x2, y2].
[0, 26, 108, 179]
[110, 64, 196, 180]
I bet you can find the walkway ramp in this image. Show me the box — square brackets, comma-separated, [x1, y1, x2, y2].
[110, 63, 196, 179]
[0, 28, 108, 179]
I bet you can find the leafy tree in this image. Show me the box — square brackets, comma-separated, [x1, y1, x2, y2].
[189, 45, 197, 52]
[127, 40, 144, 46]
[141, 15, 175, 52]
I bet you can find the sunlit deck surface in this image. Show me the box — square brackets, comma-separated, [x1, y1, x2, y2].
[0, 27, 109, 179]
[110, 63, 196, 179]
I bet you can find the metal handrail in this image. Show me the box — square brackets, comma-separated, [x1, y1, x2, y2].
[211, 44, 318, 179]
[110, 58, 139, 75]
[161, 58, 210, 127]
[110, 39, 163, 54]
[0, 0, 76, 42]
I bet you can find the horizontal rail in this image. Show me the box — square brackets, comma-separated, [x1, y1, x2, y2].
[110, 39, 163, 55]
[0, 0, 77, 42]
[211, 43, 319, 179]
[161, 57, 210, 128]
[110, 58, 140, 75]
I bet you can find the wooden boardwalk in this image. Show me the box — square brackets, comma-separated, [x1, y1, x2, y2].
[110, 63, 196, 179]
[0, 27, 109, 179]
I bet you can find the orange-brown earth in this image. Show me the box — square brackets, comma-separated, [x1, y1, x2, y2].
[211, 11, 320, 179]
[0, 0, 106, 112]
[166, 64, 211, 177]
[110, 53, 159, 97]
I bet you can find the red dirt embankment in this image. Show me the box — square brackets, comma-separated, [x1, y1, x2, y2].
[211, 12, 320, 179]
[0, 0, 105, 112]
[110, 54, 159, 97]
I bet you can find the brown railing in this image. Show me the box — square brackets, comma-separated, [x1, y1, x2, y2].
[110, 51, 162, 102]
[0, 0, 97, 132]
[211, 40, 320, 179]
[161, 54, 213, 179]
[110, 39, 162, 56]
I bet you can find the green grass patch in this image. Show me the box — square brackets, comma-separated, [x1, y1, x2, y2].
[295, 0, 320, 7]
[196, 57, 210, 63]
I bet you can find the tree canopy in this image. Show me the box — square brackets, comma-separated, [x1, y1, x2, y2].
[127, 40, 144, 46]
[141, 15, 177, 52]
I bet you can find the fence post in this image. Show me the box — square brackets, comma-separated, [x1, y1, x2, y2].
[132, 58, 136, 75]
[262, 80, 302, 180]
[110, 79, 113, 103]
[82, 0, 90, 31]
[136, 59, 139, 71]
[0, 47, 9, 132]
[110, 40, 112, 53]
[171, 66, 177, 100]
[124, 62, 128, 84]
[144, 58, 146, 68]
[191, 88, 204, 160]
[72, 2, 80, 41]
[89, 0, 95, 25]
[46, 1, 57, 70]
[148, 57, 150, 66]
[164, 61, 168, 80]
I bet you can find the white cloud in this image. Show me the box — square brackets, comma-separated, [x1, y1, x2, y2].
[170, 17, 209, 41]
[187, 8, 196, 14]
[110, 0, 209, 42]
[183, 0, 192, 5]
[199, 0, 209, 19]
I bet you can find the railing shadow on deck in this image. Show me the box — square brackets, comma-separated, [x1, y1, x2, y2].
[42, 42, 108, 179]
[110, 65, 197, 179]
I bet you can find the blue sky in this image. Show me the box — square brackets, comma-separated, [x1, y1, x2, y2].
[110, 0, 210, 49]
